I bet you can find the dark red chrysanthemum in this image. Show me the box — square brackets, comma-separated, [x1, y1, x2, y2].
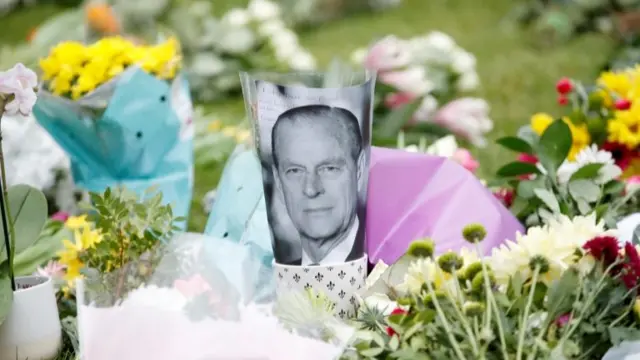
[618, 243, 640, 289]
[602, 142, 636, 171]
[583, 236, 620, 266]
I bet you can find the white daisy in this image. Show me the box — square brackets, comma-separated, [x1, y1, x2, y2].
[557, 145, 622, 185]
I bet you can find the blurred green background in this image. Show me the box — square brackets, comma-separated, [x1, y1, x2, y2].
[0, 0, 615, 231]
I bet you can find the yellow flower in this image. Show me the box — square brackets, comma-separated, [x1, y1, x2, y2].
[75, 226, 102, 249]
[57, 236, 84, 282]
[530, 113, 591, 161]
[50, 76, 71, 96]
[530, 113, 554, 135]
[607, 102, 640, 149]
[65, 215, 88, 230]
[597, 70, 633, 105]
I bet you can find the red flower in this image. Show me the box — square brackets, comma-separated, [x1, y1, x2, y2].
[602, 142, 635, 170]
[556, 77, 573, 94]
[583, 236, 620, 266]
[615, 99, 632, 111]
[494, 188, 514, 208]
[620, 243, 640, 289]
[555, 313, 571, 327]
[386, 308, 408, 337]
[517, 153, 538, 164]
[557, 94, 569, 106]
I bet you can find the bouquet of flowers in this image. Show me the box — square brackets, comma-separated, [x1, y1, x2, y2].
[55, 187, 353, 359]
[346, 217, 640, 359]
[351, 32, 492, 148]
[32, 36, 194, 224]
[491, 69, 640, 231]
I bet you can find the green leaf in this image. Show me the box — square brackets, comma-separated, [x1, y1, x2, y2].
[568, 179, 601, 203]
[359, 347, 384, 357]
[0, 260, 12, 326]
[546, 268, 579, 318]
[537, 119, 572, 178]
[517, 177, 545, 199]
[0, 185, 48, 261]
[13, 226, 71, 276]
[633, 224, 640, 247]
[377, 100, 423, 138]
[496, 136, 534, 154]
[569, 163, 604, 182]
[534, 188, 561, 213]
[496, 162, 541, 178]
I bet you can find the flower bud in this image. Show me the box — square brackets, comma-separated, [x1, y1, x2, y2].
[462, 223, 487, 243]
[464, 261, 485, 281]
[529, 255, 550, 274]
[407, 238, 435, 258]
[423, 290, 447, 308]
[633, 298, 640, 323]
[471, 271, 495, 294]
[437, 251, 464, 273]
[463, 301, 485, 317]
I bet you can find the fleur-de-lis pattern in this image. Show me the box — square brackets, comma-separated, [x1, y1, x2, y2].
[274, 255, 368, 320]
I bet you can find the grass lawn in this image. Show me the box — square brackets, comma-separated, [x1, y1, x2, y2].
[0, 0, 616, 233]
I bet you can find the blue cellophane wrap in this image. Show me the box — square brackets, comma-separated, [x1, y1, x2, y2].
[32, 68, 194, 226]
[204, 145, 274, 301]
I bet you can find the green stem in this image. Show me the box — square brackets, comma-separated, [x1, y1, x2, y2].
[0, 98, 15, 291]
[474, 242, 509, 360]
[424, 280, 467, 360]
[516, 267, 540, 360]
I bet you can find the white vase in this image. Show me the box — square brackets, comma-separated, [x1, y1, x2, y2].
[0, 276, 62, 360]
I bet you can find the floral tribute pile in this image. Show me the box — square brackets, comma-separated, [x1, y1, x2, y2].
[40, 36, 180, 99]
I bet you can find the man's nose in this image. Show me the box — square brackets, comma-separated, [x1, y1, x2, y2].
[303, 172, 324, 198]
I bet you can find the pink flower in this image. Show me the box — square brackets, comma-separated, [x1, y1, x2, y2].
[384, 92, 416, 109]
[51, 211, 70, 222]
[174, 274, 212, 299]
[0, 63, 38, 116]
[34, 260, 66, 279]
[628, 175, 640, 186]
[379, 66, 432, 97]
[363, 36, 412, 71]
[433, 98, 493, 147]
[451, 149, 479, 173]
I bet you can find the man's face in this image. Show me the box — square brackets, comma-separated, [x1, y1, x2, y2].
[274, 122, 359, 241]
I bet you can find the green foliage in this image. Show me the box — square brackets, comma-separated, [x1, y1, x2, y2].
[78, 186, 183, 306]
[494, 119, 636, 228]
[0, 184, 49, 326]
[348, 229, 640, 360]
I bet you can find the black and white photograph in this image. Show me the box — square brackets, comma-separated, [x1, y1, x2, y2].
[255, 79, 373, 266]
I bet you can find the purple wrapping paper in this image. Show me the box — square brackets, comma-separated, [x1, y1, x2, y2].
[366, 147, 524, 265]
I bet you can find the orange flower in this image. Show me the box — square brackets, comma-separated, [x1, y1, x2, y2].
[85, 3, 120, 34]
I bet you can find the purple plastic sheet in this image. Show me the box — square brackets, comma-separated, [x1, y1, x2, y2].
[366, 147, 524, 265]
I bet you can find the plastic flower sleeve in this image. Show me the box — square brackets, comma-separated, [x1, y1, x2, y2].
[76, 232, 353, 360]
[33, 66, 194, 223]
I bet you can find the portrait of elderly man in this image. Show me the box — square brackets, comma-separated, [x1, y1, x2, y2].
[271, 104, 366, 266]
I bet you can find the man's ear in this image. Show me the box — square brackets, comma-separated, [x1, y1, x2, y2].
[356, 150, 366, 189]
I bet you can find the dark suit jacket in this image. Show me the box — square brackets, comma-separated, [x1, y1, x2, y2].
[280, 210, 365, 266]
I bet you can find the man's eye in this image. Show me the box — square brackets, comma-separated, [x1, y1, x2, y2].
[285, 168, 303, 175]
[319, 166, 341, 174]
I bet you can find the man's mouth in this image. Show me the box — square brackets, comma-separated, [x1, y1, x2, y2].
[304, 207, 332, 214]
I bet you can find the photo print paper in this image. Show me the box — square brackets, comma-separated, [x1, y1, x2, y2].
[255, 79, 373, 266]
